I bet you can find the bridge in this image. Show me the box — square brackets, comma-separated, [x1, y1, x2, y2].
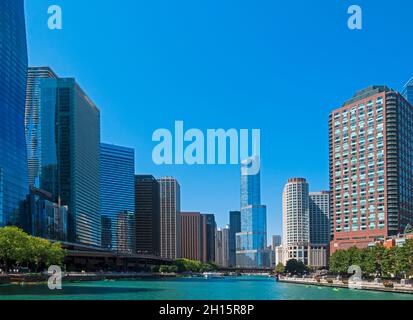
[60, 242, 172, 272]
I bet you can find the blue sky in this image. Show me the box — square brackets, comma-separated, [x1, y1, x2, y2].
[25, 0, 413, 238]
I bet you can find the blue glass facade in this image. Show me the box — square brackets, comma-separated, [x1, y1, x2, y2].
[402, 77, 413, 106]
[100, 143, 135, 253]
[0, 0, 29, 227]
[30, 77, 101, 247]
[236, 160, 268, 268]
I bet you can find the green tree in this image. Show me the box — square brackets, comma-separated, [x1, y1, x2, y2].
[275, 262, 285, 274]
[0, 226, 30, 270]
[285, 259, 307, 275]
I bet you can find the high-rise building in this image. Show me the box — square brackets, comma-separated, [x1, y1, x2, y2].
[229, 211, 241, 267]
[236, 158, 268, 268]
[100, 143, 135, 253]
[135, 175, 160, 256]
[402, 77, 413, 106]
[221, 226, 230, 267]
[159, 177, 181, 259]
[25, 67, 58, 188]
[25, 76, 101, 247]
[272, 235, 282, 249]
[309, 192, 330, 245]
[0, 0, 29, 227]
[215, 228, 223, 266]
[282, 178, 328, 267]
[282, 178, 310, 263]
[180, 212, 202, 261]
[201, 213, 216, 263]
[330, 86, 413, 253]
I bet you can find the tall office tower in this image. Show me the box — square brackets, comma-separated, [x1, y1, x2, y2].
[272, 235, 282, 249]
[229, 211, 241, 267]
[180, 212, 202, 261]
[135, 175, 160, 256]
[282, 178, 310, 264]
[236, 158, 268, 268]
[215, 228, 223, 266]
[309, 192, 330, 245]
[221, 226, 230, 267]
[159, 177, 181, 259]
[402, 77, 413, 106]
[0, 0, 29, 227]
[100, 143, 135, 253]
[25, 67, 58, 187]
[330, 86, 413, 253]
[26, 76, 101, 246]
[200, 214, 216, 263]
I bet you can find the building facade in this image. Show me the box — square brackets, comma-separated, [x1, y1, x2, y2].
[229, 211, 241, 267]
[272, 235, 282, 248]
[329, 86, 413, 253]
[236, 158, 268, 268]
[100, 143, 135, 253]
[402, 77, 413, 106]
[0, 0, 29, 227]
[282, 178, 310, 264]
[180, 212, 202, 261]
[309, 191, 330, 245]
[26, 76, 101, 247]
[135, 175, 160, 256]
[201, 214, 216, 263]
[25, 67, 58, 188]
[159, 177, 181, 259]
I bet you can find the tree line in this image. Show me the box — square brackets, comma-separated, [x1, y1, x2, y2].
[329, 240, 413, 279]
[0, 226, 65, 273]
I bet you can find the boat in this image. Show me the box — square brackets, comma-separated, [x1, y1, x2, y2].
[203, 272, 225, 279]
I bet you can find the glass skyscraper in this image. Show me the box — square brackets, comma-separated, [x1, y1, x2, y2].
[402, 77, 413, 106]
[228, 211, 241, 267]
[0, 0, 29, 227]
[236, 158, 268, 268]
[100, 143, 135, 253]
[26, 76, 101, 247]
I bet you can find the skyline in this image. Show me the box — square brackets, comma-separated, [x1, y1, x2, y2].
[24, 0, 413, 237]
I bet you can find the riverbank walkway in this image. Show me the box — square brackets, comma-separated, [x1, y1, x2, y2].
[279, 276, 413, 295]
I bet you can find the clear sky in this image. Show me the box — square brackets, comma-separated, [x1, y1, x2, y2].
[25, 0, 413, 239]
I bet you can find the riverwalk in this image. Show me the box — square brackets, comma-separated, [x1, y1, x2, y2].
[279, 276, 413, 295]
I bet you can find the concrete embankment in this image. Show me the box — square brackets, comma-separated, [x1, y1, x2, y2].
[279, 277, 413, 295]
[0, 272, 178, 285]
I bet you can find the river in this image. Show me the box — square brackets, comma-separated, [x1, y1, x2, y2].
[0, 276, 412, 300]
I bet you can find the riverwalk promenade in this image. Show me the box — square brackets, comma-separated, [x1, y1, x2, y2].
[279, 276, 413, 295]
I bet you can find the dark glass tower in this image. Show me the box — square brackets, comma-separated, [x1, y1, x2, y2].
[229, 211, 241, 267]
[135, 175, 160, 256]
[28, 76, 101, 247]
[0, 0, 29, 227]
[201, 213, 216, 263]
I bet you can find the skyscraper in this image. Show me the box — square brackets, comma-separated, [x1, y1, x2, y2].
[0, 0, 29, 227]
[272, 235, 282, 249]
[159, 177, 181, 259]
[135, 175, 160, 256]
[229, 211, 241, 267]
[329, 86, 413, 253]
[26, 76, 101, 247]
[402, 77, 413, 106]
[282, 178, 328, 267]
[309, 191, 330, 245]
[236, 158, 268, 268]
[180, 212, 202, 261]
[100, 143, 135, 253]
[25, 67, 58, 187]
[221, 226, 230, 267]
[201, 213, 216, 263]
[215, 228, 223, 266]
[282, 178, 310, 264]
